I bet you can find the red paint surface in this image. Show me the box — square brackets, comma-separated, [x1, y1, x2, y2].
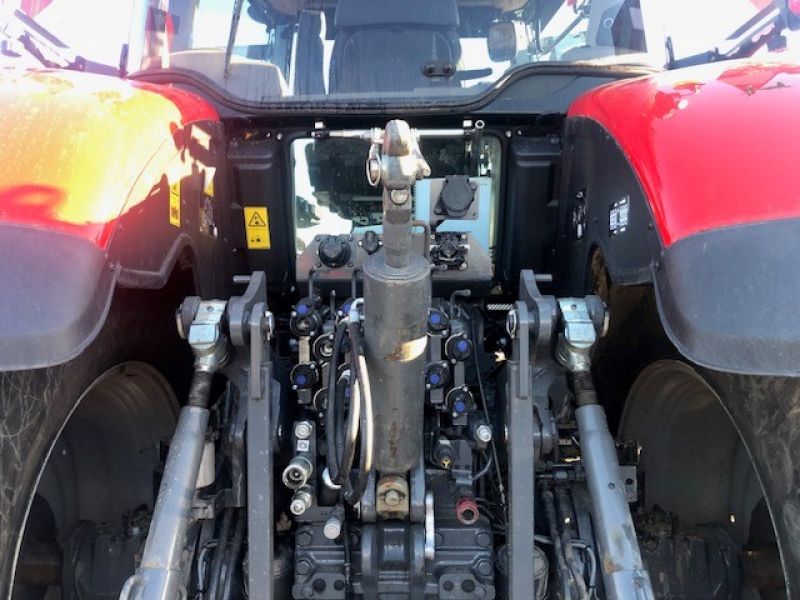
[0, 69, 217, 247]
[20, 0, 54, 17]
[132, 80, 219, 126]
[569, 61, 800, 246]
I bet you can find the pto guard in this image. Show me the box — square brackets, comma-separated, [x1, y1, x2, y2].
[0, 223, 115, 370]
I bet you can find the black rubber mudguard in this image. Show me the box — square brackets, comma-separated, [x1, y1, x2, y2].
[656, 217, 800, 378]
[557, 117, 800, 377]
[0, 223, 116, 371]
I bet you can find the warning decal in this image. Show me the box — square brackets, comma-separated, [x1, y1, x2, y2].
[244, 206, 271, 249]
[169, 180, 181, 227]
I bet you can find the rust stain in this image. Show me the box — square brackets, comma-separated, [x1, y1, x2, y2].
[388, 421, 399, 459]
[602, 555, 624, 574]
[384, 345, 405, 362]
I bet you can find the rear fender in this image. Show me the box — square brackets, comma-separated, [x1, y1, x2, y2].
[0, 70, 235, 370]
[558, 61, 800, 376]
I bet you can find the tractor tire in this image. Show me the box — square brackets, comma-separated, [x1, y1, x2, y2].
[0, 286, 192, 600]
[594, 288, 796, 597]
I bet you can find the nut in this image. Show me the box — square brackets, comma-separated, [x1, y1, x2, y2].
[390, 189, 410, 205]
[384, 489, 402, 507]
[295, 421, 313, 440]
[475, 424, 493, 444]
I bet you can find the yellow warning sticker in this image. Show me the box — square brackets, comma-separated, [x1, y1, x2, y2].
[169, 180, 181, 227]
[244, 206, 271, 249]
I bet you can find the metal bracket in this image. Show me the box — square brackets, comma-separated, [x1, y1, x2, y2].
[555, 298, 597, 373]
[505, 271, 561, 600]
[518, 270, 558, 358]
[506, 303, 537, 600]
[228, 272, 269, 348]
[424, 491, 435, 561]
[226, 272, 274, 600]
[409, 450, 427, 524]
[187, 300, 229, 371]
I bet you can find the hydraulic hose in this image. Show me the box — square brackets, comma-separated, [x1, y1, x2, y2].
[333, 370, 349, 484]
[555, 487, 590, 600]
[343, 323, 373, 504]
[333, 318, 369, 487]
[470, 452, 494, 482]
[335, 332, 361, 487]
[207, 507, 234, 600]
[325, 308, 374, 504]
[326, 320, 348, 483]
[220, 510, 246, 600]
[541, 484, 574, 600]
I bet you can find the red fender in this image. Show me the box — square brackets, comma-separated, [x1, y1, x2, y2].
[0, 69, 217, 248]
[569, 60, 800, 246]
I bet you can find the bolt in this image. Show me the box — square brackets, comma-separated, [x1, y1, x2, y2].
[390, 189, 409, 205]
[323, 515, 343, 540]
[476, 559, 493, 577]
[384, 489, 402, 507]
[295, 421, 313, 440]
[506, 310, 518, 338]
[290, 489, 313, 515]
[291, 498, 307, 515]
[297, 530, 313, 547]
[296, 559, 313, 575]
[475, 424, 493, 444]
[475, 586, 486, 598]
[475, 530, 492, 547]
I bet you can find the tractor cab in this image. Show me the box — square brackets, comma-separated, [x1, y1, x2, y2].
[125, 0, 651, 103]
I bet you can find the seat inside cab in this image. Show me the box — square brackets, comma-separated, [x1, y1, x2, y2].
[328, 0, 462, 94]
